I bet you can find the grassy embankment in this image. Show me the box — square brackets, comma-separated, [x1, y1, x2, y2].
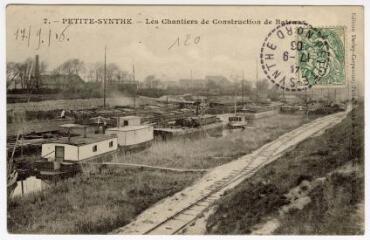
[121, 113, 310, 169]
[206, 104, 364, 235]
[8, 168, 202, 234]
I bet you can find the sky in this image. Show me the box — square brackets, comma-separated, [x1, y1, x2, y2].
[6, 5, 363, 91]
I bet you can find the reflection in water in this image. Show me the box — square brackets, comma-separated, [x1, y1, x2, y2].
[221, 127, 245, 137]
[13, 176, 50, 198]
[216, 113, 256, 138]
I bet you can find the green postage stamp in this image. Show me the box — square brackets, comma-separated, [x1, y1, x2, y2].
[298, 26, 346, 88]
[260, 22, 346, 91]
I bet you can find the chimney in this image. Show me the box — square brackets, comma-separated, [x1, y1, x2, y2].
[35, 55, 40, 89]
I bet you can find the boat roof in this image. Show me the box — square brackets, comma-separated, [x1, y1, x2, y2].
[45, 134, 116, 146]
[60, 123, 87, 129]
[229, 115, 247, 119]
[90, 116, 110, 120]
[118, 116, 141, 120]
[106, 125, 151, 132]
[188, 114, 217, 119]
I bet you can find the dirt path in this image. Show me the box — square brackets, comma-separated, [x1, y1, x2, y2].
[86, 162, 209, 173]
[112, 109, 349, 235]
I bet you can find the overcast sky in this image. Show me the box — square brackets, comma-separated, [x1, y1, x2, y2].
[6, 5, 363, 87]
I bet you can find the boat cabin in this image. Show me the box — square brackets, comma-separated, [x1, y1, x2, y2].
[228, 116, 246, 122]
[118, 116, 141, 127]
[41, 124, 118, 163]
[228, 115, 248, 129]
[105, 116, 154, 150]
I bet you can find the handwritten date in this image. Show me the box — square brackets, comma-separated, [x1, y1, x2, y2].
[14, 25, 72, 50]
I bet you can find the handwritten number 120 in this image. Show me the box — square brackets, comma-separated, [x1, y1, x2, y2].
[168, 34, 201, 50]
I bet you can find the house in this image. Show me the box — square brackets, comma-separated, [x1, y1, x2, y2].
[105, 116, 154, 151]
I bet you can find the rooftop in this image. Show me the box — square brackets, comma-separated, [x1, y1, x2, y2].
[106, 125, 151, 132]
[188, 114, 217, 119]
[60, 123, 86, 129]
[47, 134, 116, 146]
[119, 116, 141, 120]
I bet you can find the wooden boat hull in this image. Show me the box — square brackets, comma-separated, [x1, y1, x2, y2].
[227, 122, 248, 129]
[118, 140, 153, 153]
[154, 122, 224, 140]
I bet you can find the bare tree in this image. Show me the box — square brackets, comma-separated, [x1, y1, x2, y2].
[6, 57, 46, 90]
[54, 58, 85, 75]
[6, 62, 19, 89]
[87, 62, 128, 85]
[106, 63, 121, 84]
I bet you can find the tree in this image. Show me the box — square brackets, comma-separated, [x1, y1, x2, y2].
[6, 62, 20, 89]
[268, 85, 282, 101]
[144, 75, 160, 88]
[106, 63, 121, 84]
[53, 58, 85, 75]
[6, 57, 47, 90]
[256, 79, 271, 94]
[85, 62, 130, 85]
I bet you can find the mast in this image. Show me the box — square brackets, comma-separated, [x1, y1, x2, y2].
[133, 64, 136, 109]
[234, 83, 237, 115]
[8, 134, 19, 175]
[256, 59, 259, 100]
[242, 71, 245, 107]
[305, 87, 308, 119]
[103, 46, 107, 109]
[35, 55, 40, 89]
[327, 88, 330, 103]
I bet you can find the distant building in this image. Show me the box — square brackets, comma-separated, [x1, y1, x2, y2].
[40, 74, 85, 90]
[282, 94, 304, 104]
[178, 79, 206, 89]
[143, 76, 163, 89]
[309, 87, 349, 102]
[205, 75, 231, 89]
[161, 80, 179, 89]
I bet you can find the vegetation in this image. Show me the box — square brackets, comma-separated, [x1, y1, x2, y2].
[7, 55, 281, 102]
[121, 114, 310, 169]
[275, 168, 364, 234]
[8, 168, 201, 234]
[7, 81, 103, 103]
[206, 103, 364, 234]
[274, 103, 364, 235]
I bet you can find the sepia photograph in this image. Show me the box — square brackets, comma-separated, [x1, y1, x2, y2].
[4, 3, 365, 236]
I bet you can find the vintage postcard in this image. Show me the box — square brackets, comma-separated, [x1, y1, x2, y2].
[5, 4, 364, 236]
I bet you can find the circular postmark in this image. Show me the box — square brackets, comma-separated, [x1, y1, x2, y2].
[260, 21, 332, 91]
